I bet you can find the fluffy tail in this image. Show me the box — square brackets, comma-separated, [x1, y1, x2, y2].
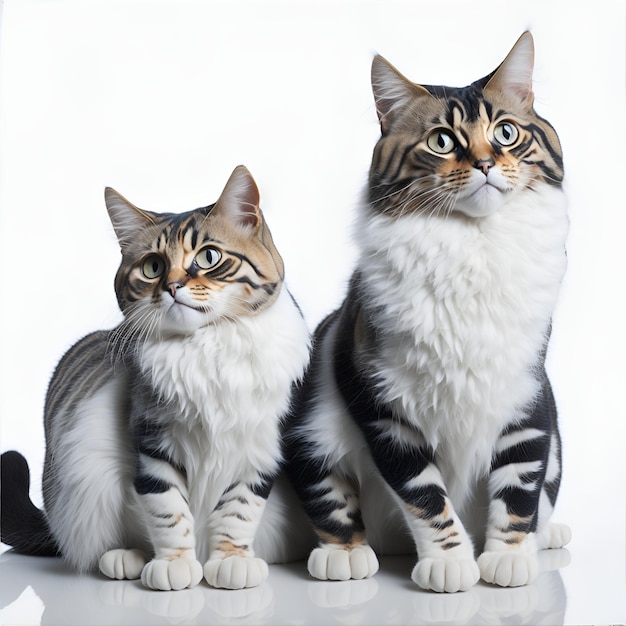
[1, 451, 60, 556]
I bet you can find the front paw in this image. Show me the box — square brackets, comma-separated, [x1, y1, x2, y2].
[99, 549, 148, 580]
[203, 556, 268, 589]
[141, 557, 203, 591]
[307, 545, 379, 581]
[478, 550, 538, 587]
[537, 522, 572, 550]
[412, 558, 479, 593]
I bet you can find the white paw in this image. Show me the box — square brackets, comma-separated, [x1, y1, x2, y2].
[141, 557, 203, 591]
[307, 545, 379, 581]
[537, 522, 572, 550]
[203, 556, 268, 589]
[99, 549, 148, 580]
[411, 558, 480, 593]
[478, 550, 538, 587]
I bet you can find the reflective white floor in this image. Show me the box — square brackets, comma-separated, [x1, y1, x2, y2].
[0, 544, 620, 626]
[0, 550, 569, 626]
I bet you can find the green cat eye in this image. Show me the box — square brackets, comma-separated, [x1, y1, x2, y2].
[494, 121, 519, 146]
[142, 255, 166, 279]
[427, 130, 456, 155]
[195, 247, 222, 270]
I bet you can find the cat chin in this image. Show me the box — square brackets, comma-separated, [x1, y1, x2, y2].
[160, 300, 214, 334]
[453, 184, 508, 218]
[452, 169, 512, 218]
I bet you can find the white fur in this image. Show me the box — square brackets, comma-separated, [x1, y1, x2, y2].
[44, 378, 146, 573]
[137, 285, 310, 563]
[489, 461, 543, 493]
[495, 428, 546, 454]
[355, 184, 568, 512]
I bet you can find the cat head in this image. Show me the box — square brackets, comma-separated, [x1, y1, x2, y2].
[105, 166, 285, 338]
[369, 32, 563, 218]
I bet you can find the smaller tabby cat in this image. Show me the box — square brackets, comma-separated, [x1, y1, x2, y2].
[284, 32, 571, 593]
[1, 166, 311, 590]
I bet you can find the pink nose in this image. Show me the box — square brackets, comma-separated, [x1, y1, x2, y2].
[474, 158, 495, 176]
[167, 281, 184, 298]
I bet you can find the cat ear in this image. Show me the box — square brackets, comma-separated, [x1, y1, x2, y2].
[371, 55, 432, 133]
[212, 165, 260, 229]
[105, 188, 156, 250]
[484, 31, 535, 106]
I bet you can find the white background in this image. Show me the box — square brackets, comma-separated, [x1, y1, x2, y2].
[0, 1, 624, 625]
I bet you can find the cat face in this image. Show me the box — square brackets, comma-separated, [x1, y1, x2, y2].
[106, 166, 285, 337]
[369, 32, 563, 219]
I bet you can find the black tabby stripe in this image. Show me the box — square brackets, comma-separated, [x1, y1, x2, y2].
[331, 280, 448, 521]
[134, 472, 171, 495]
[516, 123, 563, 185]
[488, 375, 559, 533]
[133, 418, 173, 463]
[45, 330, 112, 421]
[528, 120, 564, 172]
[288, 454, 366, 545]
[284, 309, 367, 545]
[285, 286, 452, 547]
[228, 251, 267, 279]
[385, 140, 422, 182]
[249, 473, 275, 500]
[368, 435, 446, 520]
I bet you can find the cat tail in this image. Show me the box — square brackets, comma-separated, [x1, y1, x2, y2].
[1, 451, 60, 556]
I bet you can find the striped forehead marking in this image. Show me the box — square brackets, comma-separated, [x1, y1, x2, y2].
[152, 214, 217, 254]
[452, 106, 463, 128]
[450, 106, 469, 149]
[477, 101, 491, 124]
[182, 222, 198, 251]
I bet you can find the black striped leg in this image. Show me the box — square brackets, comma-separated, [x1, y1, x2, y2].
[536, 380, 571, 551]
[203, 478, 273, 589]
[99, 451, 202, 589]
[287, 452, 379, 581]
[132, 453, 203, 590]
[536, 430, 571, 550]
[478, 386, 557, 587]
[364, 421, 479, 593]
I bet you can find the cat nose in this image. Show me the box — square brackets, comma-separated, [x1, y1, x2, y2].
[166, 280, 184, 298]
[474, 157, 495, 176]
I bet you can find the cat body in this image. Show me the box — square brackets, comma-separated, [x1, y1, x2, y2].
[1, 166, 312, 590]
[284, 33, 571, 592]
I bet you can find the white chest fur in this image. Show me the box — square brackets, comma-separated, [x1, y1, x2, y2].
[137, 287, 310, 518]
[356, 186, 568, 502]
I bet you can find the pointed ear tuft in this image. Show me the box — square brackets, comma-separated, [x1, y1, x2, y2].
[104, 188, 156, 250]
[213, 165, 260, 229]
[485, 31, 535, 106]
[371, 55, 432, 133]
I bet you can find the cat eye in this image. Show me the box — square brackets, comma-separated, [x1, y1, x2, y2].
[493, 121, 519, 146]
[195, 247, 222, 270]
[427, 130, 456, 155]
[142, 255, 166, 279]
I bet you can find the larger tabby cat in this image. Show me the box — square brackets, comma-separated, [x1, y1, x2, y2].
[1, 166, 311, 590]
[284, 32, 571, 593]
